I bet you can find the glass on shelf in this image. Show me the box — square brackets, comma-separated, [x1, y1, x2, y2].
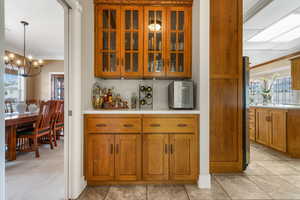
[148, 33, 154, 50]
[133, 10, 139, 29]
[110, 10, 116, 29]
[156, 32, 162, 51]
[171, 11, 177, 30]
[155, 53, 162, 72]
[148, 53, 154, 72]
[178, 32, 184, 51]
[133, 53, 138, 72]
[125, 32, 131, 50]
[125, 10, 131, 30]
[125, 53, 131, 72]
[110, 32, 116, 50]
[110, 54, 116, 72]
[103, 10, 109, 29]
[103, 53, 109, 72]
[178, 11, 184, 30]
[103, 32, 108, 50]
[133, 32, 138, 50]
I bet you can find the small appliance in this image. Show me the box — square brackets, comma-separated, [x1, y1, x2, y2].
[168, 80, 194, 109]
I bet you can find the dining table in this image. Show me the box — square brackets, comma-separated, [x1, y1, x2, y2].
[5, 112, 38, 161]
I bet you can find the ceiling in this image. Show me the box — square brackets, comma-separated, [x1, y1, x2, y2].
[5, 0, 64, 60]
[244, 0, 300, 66]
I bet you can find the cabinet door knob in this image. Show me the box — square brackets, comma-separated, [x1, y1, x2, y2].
[96, 123, 107, 127]
[123, 124, 133, 128]
[115, 144, 119, 154]
[177, 124, 187, 127]
[170, 144, 174, 154]
[110, 144, 114, 154]
[165, 144, 168, 154]
[150, 124, 160, 127]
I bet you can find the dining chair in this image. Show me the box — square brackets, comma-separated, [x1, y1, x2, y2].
[53, 101, 64, 142]
[16, 101, 56, 158]
[4, 100, 13, 113]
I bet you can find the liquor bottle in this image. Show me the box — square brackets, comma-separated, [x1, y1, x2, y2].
[140, 99, 146, 105]
[146, 86, 152, 92]
[146, 93, 152, 99]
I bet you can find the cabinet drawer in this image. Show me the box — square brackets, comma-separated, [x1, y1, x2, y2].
[86, 118, 141, 133]
[143, 118, 196, 133]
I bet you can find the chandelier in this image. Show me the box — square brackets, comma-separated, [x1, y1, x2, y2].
[3, 21, 43, 77]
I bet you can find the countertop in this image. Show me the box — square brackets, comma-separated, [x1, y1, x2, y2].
[250, 104, 300, 110]
[83, 109, 201, 114]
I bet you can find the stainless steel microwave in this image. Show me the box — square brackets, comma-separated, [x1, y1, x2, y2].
[168, 80, 194, 109]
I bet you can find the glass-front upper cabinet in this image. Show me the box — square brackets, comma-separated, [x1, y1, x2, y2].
[144, 7, 167, 78]
[166, 7, 192, 78]
[95, 5, 121, 78]
[120, 6, 144, 78]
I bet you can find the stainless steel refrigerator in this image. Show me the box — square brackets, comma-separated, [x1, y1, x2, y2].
[243, 56, 250, 170]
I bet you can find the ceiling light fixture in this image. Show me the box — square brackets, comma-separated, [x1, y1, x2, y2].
[248, 14, 300, 42]
[272, 26, 300, 42]
[3, 21, 43, 77]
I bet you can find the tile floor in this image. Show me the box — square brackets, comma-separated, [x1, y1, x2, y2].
[5, 140, 64, 200]
[78, 142, 300, 200]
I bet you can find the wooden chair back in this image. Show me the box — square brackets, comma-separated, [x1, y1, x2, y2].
[37, 101, 56, 130]
[56, 101, 64, 123]
[5, 100, 13, 113]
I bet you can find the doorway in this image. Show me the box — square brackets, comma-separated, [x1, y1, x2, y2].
[0, 0, 84, 199]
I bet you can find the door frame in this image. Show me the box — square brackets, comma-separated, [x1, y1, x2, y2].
[0, 0, 85, 199]
[0, 0, 5, 199]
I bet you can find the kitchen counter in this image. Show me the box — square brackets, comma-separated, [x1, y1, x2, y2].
[250, 104, 300, 110]
[83, 109, 200, 114]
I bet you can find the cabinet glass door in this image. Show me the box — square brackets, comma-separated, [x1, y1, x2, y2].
[144, 7, 166, 77]
[95, 5, 121, 78]
[121, 6, 143, 78]
[167, 7, 191, 78]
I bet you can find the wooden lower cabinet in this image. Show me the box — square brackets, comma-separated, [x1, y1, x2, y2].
[86, 133, 141, 182]
[86, 134, 115, 181]
[84, 114, 199, 184]
[254, 108, 287, 153]
[143, 134, 169, 181]
[248, 108, 256, 141]
[256, 109, 270, 146]
[115, 134, 142, 181]
[170, 134, 197, 180]
[269, 110, 287, 152]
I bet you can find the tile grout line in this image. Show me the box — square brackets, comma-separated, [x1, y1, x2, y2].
[213, 175, 233, 200]
[243, 175, 274, 200]
[183, 184, 191, 200]
[103, 185, 111, 200]
[146, 184, 148, 200]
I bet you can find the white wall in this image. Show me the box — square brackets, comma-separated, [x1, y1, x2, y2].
[0, 0, 5, 198]
[34, 60, 64, 100]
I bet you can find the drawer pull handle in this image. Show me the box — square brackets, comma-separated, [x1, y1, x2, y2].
[165, 144, 168, 154]
[115, 144, 119, 154]
[150, 124, 160, 127]
[96, 124, 107, 127]
[170, 144, 174, 154]
[110, 144, 114, 154]
[123, 124, 134, 128]
[177, 124, 187, 127]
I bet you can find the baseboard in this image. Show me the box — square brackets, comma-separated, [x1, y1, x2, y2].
[198, 174, 211, 188]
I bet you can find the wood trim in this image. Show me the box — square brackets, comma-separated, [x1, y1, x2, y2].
[87, 180, 197, 185]
[94, 0, 193, 6]
[209, 0, 243, 173]
[250, 51, 300, 70]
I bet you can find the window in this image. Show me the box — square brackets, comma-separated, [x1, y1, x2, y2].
[249, 77, 300, 105]
[4, 73, 25, 102]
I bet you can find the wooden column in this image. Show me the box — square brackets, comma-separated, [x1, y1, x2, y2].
[209, 0, 243, 173]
